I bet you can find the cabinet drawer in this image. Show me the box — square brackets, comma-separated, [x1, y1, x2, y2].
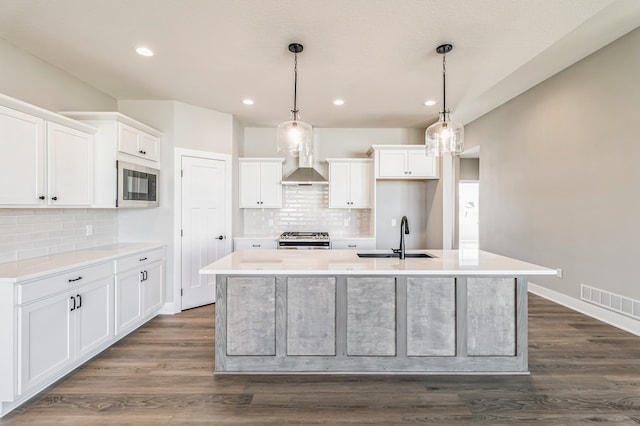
[18, 262, 113, 305]
[114, 248, 164, 273]
[331, 239, 376, 250]
[234, 239, 278, 250]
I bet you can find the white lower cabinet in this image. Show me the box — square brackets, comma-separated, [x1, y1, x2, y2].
[331, 238, 376, 250]
[142, 261, 163, 316]
[115, 249, 164, 335]
[234, 238, 278, 250]
[115, 268, 142, 334]
[18, 291, 73, 394]
[18, 267, 113, 395]
[1, 245, 165, 418]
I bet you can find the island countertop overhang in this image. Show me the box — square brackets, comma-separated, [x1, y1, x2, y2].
[199, 249, 556, 276]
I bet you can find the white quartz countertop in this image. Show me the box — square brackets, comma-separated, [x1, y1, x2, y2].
[199, 249, 557, 276]
[0, 242, 164, 283]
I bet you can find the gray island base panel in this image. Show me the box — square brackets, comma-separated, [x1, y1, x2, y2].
[214, 274, 529, 374]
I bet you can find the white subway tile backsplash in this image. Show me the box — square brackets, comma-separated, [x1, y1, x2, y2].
[243, 186, 372, 236]
[0, 208, 117, 263]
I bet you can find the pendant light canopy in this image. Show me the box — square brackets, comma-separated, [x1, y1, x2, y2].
[426, 43, 464, 157]
[277, 43, 312, 157]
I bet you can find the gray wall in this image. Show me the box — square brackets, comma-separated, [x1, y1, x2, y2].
[376, 181, 429, 250]
[466, 27, 640, 300]
[0, 38, 116, 111]
[460, 158, 479, 181]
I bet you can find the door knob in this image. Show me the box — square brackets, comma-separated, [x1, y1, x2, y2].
[216, 235, 225, 240]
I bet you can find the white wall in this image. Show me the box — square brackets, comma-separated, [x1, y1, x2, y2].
[174, 101, 234, 154]
[232, 118, 243, 237]
[0, 38, 116, 112]
[117, 100, 234, 310]
[466, 27, 640, 302]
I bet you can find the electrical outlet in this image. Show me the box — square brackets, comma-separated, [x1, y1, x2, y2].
[85, 224, 93, 236]
[391, 219, 397, 227]
[556, 268, 562, 278]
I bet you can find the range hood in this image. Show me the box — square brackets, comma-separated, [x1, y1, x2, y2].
[281, 152, 328, 185]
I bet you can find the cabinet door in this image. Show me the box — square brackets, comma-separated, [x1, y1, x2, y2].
[75, 277, 113, 359]
[142, 261, 163, 317]
[114, 268, 142, 335]
[47, 122, 94, 206]
[234, 239, 278, 250]
[239, 161, 261, 207]
[0, 106, 45, 206]
[226, 277, 276, 356]
[349, 162, 372, 208]
[328, 162, 351, 208]
[378, 150, 407, 177]
[117, 123, 140, 157]
[138, 133, 160, 162]
[258, 162, 283, 208]
[19, 291, 73, 394]
[407, 150, 436, 178]
[331, 239, 376, 249]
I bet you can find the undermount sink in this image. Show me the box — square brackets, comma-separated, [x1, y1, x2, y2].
[357, 252, 433, 258]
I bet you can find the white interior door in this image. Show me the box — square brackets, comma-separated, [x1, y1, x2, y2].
[181, 156, 229, 310]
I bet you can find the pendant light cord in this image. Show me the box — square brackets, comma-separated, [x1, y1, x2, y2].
[442, 53, 447, 113]
[292, 53, 299, 121]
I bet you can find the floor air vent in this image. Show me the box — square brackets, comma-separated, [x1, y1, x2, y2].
[580, 284, 640, 321]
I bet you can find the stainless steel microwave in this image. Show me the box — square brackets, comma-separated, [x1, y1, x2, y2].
[117, 161, 159, 208]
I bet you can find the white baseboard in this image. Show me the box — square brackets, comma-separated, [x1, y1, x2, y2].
[528, 282, 640, 337]
[158, 302, 179, 315]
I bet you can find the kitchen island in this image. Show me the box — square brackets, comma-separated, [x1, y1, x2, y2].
[200, 249, 555, 374]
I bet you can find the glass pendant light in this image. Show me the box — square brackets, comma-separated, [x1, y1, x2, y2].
[277, 43, 312, 157]
[426, 43, 464, 156]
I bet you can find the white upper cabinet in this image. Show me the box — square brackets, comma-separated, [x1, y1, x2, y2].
[239, 158, 283, 208]
[0, 105, 45, 206]
[47, 122, 94, 206]
[327, 159, 372, 209]
[60, 112, 163, 208]
[0, 96, 96, 208]
[370, 145, 438, 179]
[118, 122, 160, 162]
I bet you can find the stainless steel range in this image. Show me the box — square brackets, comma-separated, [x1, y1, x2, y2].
[278, 232, 330, 249]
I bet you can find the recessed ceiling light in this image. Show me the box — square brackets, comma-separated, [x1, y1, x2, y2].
[242, 99, 254, 105]
[424, 100, 436, 106]
[333, 99, 345, 106]
[135, 47, 154, 57]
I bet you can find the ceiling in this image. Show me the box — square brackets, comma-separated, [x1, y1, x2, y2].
[0, 0, 639, 130]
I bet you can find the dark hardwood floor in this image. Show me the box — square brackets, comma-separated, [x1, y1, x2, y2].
[3, 294, 640, 425]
